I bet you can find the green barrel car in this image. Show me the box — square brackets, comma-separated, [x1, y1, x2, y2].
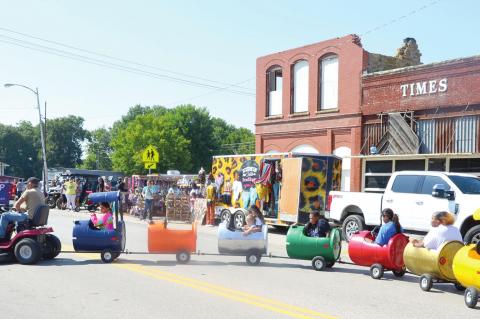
[286, 226, 342, 271]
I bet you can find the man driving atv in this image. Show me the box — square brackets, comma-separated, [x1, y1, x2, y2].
[0, 177, 45, 240]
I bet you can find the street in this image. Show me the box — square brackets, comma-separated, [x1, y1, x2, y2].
[0, 209, 476, 319]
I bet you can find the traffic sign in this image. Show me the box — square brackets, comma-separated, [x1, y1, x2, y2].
[142, 145, 159, 163]
[144, 162, 157, 169]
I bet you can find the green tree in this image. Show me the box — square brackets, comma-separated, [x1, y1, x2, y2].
[110, 104, 255, 174]
[80, 128, 113, 170]
[168, 105, 215, 170]
[45, 116, 89, 168]
[0, 122, 41, 178]
[111, 112, 191, 174]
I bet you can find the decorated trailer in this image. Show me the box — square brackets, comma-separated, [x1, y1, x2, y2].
[210, 153, 341, 229]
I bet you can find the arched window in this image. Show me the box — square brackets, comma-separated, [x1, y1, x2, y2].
[291, 144, 319, 154]
[291, 60, 309, 113]
[265, 149, 280, 154]
[333, 146, 351, 191]
[266, 66, 283, 116]
[319, 55, 339, 110]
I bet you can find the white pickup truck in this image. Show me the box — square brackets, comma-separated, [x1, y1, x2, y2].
[325, 171, 480, 243]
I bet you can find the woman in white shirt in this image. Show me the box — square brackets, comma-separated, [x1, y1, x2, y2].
[411, 211, 463, 250]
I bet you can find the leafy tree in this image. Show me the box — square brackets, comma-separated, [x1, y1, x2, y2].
[109, 104, 255, 174]
[111, 112, 191, 174]
[45, 116, 89, 168]
[168, 105, 215, 170]
[80, 128, 112, 170]
[0, 122, 41, 178]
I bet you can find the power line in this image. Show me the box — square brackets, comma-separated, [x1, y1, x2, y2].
[0, 34, 255, 96]
[0, 26, 255, 92]
[167, 77, 255, 107]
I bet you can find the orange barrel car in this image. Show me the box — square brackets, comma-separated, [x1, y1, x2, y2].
[403, 241, 465, 292]
[148, 221, 197, 263]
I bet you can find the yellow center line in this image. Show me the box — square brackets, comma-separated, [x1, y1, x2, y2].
[62, 245, 339, 319]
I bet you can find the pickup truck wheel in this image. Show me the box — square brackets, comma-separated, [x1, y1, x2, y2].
[464, 225, 480, 244]
[342, 215, 365, 242]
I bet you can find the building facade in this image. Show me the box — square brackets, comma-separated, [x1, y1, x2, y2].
[255, 35, 480, 192]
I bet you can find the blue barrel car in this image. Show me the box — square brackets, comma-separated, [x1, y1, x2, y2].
[72, 191, 126, 263]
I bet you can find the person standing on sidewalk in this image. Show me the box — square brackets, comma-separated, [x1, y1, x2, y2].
[64, 177, 77, 211]
[205, 180, 216, 227]
[142, 180, 155, 222]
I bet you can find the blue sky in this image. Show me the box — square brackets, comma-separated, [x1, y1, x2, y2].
[0, 0, 477, 131]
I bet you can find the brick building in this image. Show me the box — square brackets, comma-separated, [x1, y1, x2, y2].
[255, 35, 480, 192]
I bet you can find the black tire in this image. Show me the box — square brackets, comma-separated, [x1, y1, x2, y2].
[420, 274, 433, 292]
[220, 210, 231, 225]
[342, 215, 365, 242]
[326, 261, 335, 268]
[74, 206, 80, 212]
[101, 249, 114, 263]
[233, 211, 245, 230]
[393, 269, 406, 278]
[370, 263, 384, 280]
[46, 197, 57, 209]
[312, 256, 326, 271]
[464, 225, 480, 244]
[176, 251, 191, 264]
[246, 252, 261, 266]
[56, 198, 65, 210]
[465, 287, 479, 308]
[14, 238, 42, 265]
[477, 242, 480, 255]
[43, 234, 61, 260]
[454, 283, 466, 291]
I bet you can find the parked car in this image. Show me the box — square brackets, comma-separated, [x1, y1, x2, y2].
[326, 171, 480, 243]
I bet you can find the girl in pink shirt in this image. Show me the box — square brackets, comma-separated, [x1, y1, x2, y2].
[91, 202, 114, 230]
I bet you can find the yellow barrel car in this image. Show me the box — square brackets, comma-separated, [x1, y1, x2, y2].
[403, 241, 465, 292]
[453, 243, 480, 308]
[453, 209, 480, 308]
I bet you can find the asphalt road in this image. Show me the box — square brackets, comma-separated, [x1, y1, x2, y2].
[0, 209, 477, 319]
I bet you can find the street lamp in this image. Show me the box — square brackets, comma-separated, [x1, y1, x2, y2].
[4, 83, 48, 192]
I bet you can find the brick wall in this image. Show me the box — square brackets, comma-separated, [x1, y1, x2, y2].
[362, 56, 480, 116]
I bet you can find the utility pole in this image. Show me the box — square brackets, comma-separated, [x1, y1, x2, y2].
[4, 83, 48, 192]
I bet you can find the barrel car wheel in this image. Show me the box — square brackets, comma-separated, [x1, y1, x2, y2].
[246, 252, 261, 266]
[312, 256, 326, 271]
[454, 283, 466, 291]
[370, 263, 384, 280]
[420, 274, 433, 292]
[176, 251, 191, 264]
[101, 249, 114, 263]
[464, 287, 479, 308]
[392, 268, 406, 278]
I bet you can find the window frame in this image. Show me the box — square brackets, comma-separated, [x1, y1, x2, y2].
[318, 54, 339, 111]
[290, 59, 309, 114]
[266, 65, 283, 117]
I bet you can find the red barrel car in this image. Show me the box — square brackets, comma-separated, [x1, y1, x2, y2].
[348, 231, 409, 279]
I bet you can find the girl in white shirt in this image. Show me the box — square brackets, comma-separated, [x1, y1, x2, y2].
[411, 211, 463, 250]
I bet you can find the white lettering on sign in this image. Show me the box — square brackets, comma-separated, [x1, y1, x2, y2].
[400, 78, 448, 97]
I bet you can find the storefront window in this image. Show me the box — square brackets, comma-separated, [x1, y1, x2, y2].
[365, 160, 392, 173]
[291, 60, 309, 113]
[428, 158, 446, 171]
[395, 159, 425, 171]
[450, 158, 480, 173]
